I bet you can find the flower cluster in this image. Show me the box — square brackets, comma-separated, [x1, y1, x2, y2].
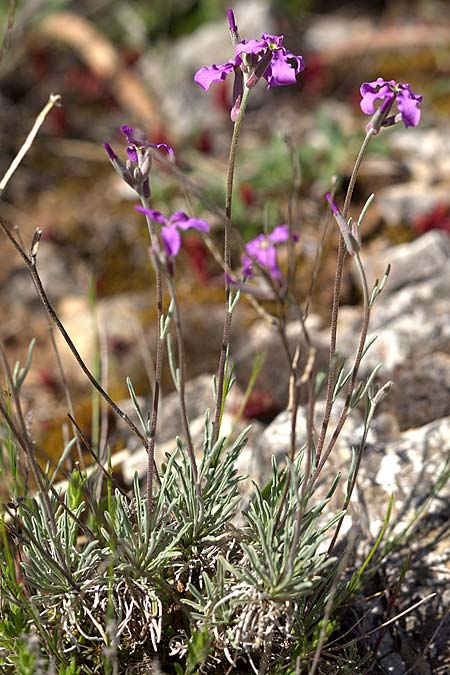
[360, 78, 423, 134]
[104, 125, 173, 199]
[242, 225, 298, 280]
[104, 11, 424, 275]
[195, 10, 304, 119]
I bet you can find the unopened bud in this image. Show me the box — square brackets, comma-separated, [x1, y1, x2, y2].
[326, 193, 357, 256]
[30, 227, 42, 259]
[246, 50, 273, 89]
[227, 9, 240, 45]
[370, 381, 393, 405]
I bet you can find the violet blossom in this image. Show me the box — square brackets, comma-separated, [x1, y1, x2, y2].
[241, 224, 298, 280]
[135, 207, 210, 259]
[360, 78, 423, 134]
[194, 10, 304, 119]
[104, 125, 173, 198]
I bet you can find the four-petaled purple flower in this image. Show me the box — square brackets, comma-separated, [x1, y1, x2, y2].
[195, 32, 304, 91]
[242, 224, 298, 280]
[135, 207, 210, 258]
[104, 125, 173, 199]
[360, 78, 423, 133]
[194, 11, 304, 119]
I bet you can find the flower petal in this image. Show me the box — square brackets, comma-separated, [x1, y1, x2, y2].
[359, 78, 394, 97]
[261, 33, 284, 49]
[134, 207, 168, 225]
[121, 125, 148, 146]
[241, 254, 253, 277]
[150, 142, 174, 156]
[161, 225, 181, 257]
[245, 234, 266, 259]
[126, 146, 138, 163]
[268, 224, 290, 243]
[172, 212, 210, 233]
[360, 85, 393, 115]
[103, 143, 118, 161]
[235, 38, 268, 57]
[194, 60, 238, 90]
[264, 50, 304, 88]
[396, 85, 423, 128]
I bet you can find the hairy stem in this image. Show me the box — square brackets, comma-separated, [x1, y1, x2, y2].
[314, 129, 374, 469]
[212, 85, 251, 447]
[140, 197, 165, 521]
[313, 251, 370, 483]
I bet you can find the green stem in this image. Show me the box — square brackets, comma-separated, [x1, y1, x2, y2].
[212, 84, 251, 446]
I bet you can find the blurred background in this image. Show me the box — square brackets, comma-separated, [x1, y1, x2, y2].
[0, 0, 449, 457]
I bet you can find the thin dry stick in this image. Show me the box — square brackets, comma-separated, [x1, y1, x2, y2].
[314, 129, 374, 469]
[0, 218, 153, 459]
[0, 94, 61, 194]
[402, 607, 450, 675]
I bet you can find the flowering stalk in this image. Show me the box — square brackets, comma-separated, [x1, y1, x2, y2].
[194, 9, 304, 444]
[313, 129, 374, 470]
[327, 379, 392, 554]
[211, 82, 251, 446]
[313, 247, 371, 483]
[138, 196, 165, 519]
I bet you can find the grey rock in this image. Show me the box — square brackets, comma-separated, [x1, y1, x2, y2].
[377, 183, 450, 226]
[233, 314, 328, 411]
[254, 400, 367, 485]
[359, 230, 450, 295]
[3, 242, 80, 305]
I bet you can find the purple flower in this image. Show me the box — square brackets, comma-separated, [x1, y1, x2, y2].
[360, 78, 423, 132]
[241, 224, 298, 280]
[104, 125, 173, 198]
[135, 207, 210, 258]
[120, 125, 173, 162]
[194, 11, 304, 119]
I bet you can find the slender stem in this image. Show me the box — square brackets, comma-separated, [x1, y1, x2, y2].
[314, 129, 374, 469]
[212, 85, 251, 446]
[313, 251, 370, 483]
[166, 274, 200, 494]
[327, 398, 376, 555]
[140, 197, 165, 521]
